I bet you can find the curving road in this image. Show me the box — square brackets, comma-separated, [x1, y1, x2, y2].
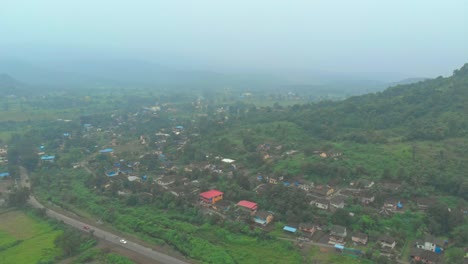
[19, 167, 189, 264]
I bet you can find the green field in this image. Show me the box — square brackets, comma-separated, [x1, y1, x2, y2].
[0, 210, 63, 264]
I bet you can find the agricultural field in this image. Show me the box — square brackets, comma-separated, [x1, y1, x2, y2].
[0, 210, 62, 264]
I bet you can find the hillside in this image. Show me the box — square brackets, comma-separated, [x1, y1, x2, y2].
[0, 73, 22, 94]
[283, 63, 468, 142]
[183, 63, 468, 198]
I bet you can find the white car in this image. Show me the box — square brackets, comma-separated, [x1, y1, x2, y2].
[119, 239, 127, 244]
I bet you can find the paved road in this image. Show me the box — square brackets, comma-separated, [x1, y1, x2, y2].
[19, 167, 189, 264]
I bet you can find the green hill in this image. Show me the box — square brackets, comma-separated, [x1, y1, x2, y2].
[185, 63, 468, 199]
[284, 63, 468, 142]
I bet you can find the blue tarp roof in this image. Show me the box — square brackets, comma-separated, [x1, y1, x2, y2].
[175, 125, 184, 129]
[106, 171, 118, 177]
[335, 244, 345, 250]
[99, 148, 114, 153]
[254, 218, 267, 225]
[283, 226, 297, 233]
[0, 172, 9, 177]
[41, 155, 55, 160]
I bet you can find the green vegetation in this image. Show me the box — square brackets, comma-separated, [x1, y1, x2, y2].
[0, 210, 62, 264]
[73, 248, 136, 264]
[2, 63, 467, 263]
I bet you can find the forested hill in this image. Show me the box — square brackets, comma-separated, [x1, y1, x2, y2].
[280, 63, 468, 142]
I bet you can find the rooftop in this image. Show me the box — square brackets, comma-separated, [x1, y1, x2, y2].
[237, 200, 258, 210]
[200, 189, 223, 199]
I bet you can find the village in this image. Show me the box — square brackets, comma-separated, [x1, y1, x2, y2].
[1, 100, 466, 264]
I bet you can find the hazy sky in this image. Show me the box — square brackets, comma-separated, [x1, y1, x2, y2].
[1, 0, 467, 77]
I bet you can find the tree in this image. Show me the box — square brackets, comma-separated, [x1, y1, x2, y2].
[331, 209, 352, 227]
[7, 187, 30, 207]
[444, 247, 464, 264]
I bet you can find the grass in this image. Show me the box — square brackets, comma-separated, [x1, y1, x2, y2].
[0, 210, 63, 264]
[197, 227, 302, 264]
[307, 246, 374, 264]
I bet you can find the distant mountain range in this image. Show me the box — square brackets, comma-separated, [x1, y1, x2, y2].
[0, 57, 427, 96]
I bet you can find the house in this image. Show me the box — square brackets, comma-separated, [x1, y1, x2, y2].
[351, 232, 368, 245]
[314, 198, 329, 210]
[41, 155, 55, 162]
[379, 235, 397, 249]
[237, 200, 258, 212]
[329, 225, 347, 245]
[0, 147, 7, 156]
[221, 158, 235, 164]
[127, 176, 139, 182]
[268, 176, 283, 185]
[359, 191, 375, 205]
[199, 189, 224, 204]
[99, 148, 114, 153]
[311, 185, 334, 197]
[299, 223, 317, 236]
[157, 175, 176, 186]
[410, 248, 443, 264]
[254, 210, 274, 226]
[298, 181, 314, 192]
[283, 226, 297, 233]
[330, 195, 346, 209]
[106, 170, 119, 177]
[383, 199, 403, 211]
[415, 235, 445, 253]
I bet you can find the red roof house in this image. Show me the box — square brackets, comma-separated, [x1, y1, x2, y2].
[200, 189, 224, 204]
[237, 200, 258, 211]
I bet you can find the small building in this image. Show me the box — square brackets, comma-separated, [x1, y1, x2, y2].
[359, 191, 375, 205]
[379, 235, 397, 249]
[237, 200, 258, 212]
[329, 225, 347, 245]
[254, 210, 274, 226]
[314, 198, 329, 210]
[106, 171, 119, 177]
[283, 226, 297, 233]
[330, 195, 346, 209]
[199, 189, 224, 204]
[221, 158, 235, 164]
[127, 176, 139, 182]
[410, 248, 443, 264]
[311, 185, 334, 197]
[0, 147, 8, 156]
[415, 235, 445, 253]
[40, 155, 55, 162]
[351, 232, 368, 245]
[299, 223, 317, 236]
[99, 148, 114, 153]
[383, 199, 403, 211]
[298, 182, 313, 192]
[157, 175, 176, 186]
